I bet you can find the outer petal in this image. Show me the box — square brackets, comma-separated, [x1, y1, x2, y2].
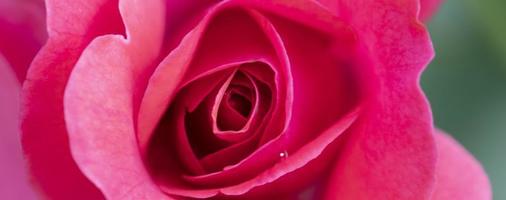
[323, 0, 437, 199]
[21, 0, 124, 199]
[0, 0, 46, 82]
[63, 0, 169, 199]
[419, 0, 443, 21]
[316, 0, 443, 21]
[0, 55, 37, 200]
[431, 130, 491, 200]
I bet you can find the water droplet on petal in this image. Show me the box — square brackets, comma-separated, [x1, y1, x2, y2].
[279, 150, 288, 159]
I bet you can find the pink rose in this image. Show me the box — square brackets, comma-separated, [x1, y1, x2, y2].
[0, 0, 491, 199]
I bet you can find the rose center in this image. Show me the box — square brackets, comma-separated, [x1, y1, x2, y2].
[216, 72, 256, 131]
[227, 89, 252, 117]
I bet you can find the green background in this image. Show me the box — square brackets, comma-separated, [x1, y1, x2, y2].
[423, 1, 506, 198]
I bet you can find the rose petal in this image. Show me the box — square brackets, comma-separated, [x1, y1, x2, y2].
[157, 107, 359, 199]
[316, 0, 443, 22]
[259, 5, 359, 151]
[419, 0, 443, 21]
[160, 0, 220, 53]
[197, 0, 355, 184]
[212, 71, 257, 135]
[431, 130, 491, 200]
[138, 2, 289, 153]
[175, 67, 237, 171]
[21, 0, 124, 199]
[149, 62, 262, 178]
[323, 0, 437, 199]
[158, 1, 359, 197]
[200, 2, 357, 196]
[151, 61, 273, 179]
[136, 2, 219, 150]
[220, 107, 359, 197]
[244, 0, 354, 39]
[150, 61, 277, 179]
[209, 65, 274, 144]
[0, 55, 37, 199]
[245, 9, 292, 146]
[160, 9, 291, 194]
[0, 0, 46, 82]
[62, 0, 169, 199]
[142, 3, 288, 198]
[315, 0, 340, 14]
[188, 64, 274, 177]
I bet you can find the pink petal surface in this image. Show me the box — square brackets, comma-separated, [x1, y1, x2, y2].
[183, 69, 247, 155]
[212, 71, 257, 136]
[150, 62, 275, 196]
[62, 0, 170, 199]
[140, 0, 353, 157]
[323, 0, 437, 199]
[150, 1, 363, 198]
[172, 67, 237, 173]
[21, 0, 124, 199]
[188, 63, 274, 175]
[432, 130, 491, 200]
[184, 63, 273, 174]
[317, 0, 443, 22]
[137, 1, 286, 152]
[219, 107, 360, 196]
[136, 4, 215, 151]
[158, 107, 359, 199]
[149, 61, 273, 179]
[419, 0, 443, 21]
[0, 55, 37, 200]
[139, 6, 295, 193]
[173, 8, 292, 190]
[262, 3, 358, 154]
[146, 68, 230, 185]
[17, 1, 453, 200]
[216, 2, 357, 197]
[0, 0, 46, 82]
[156, 9, 287, 197]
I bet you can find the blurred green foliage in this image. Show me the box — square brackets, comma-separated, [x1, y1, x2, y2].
[466, 0, 506, 66]
[423, 1, 506, 198]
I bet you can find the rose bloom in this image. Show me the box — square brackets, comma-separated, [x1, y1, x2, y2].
[0, 0, 492, 199]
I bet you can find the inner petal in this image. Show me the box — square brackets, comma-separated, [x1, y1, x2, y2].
[143, 5, 296, 197]
[171, 62, 272, 163]
[181, 7, 358, 190]
[226, 87, 253, 117]
[216, 72, 256, 131]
